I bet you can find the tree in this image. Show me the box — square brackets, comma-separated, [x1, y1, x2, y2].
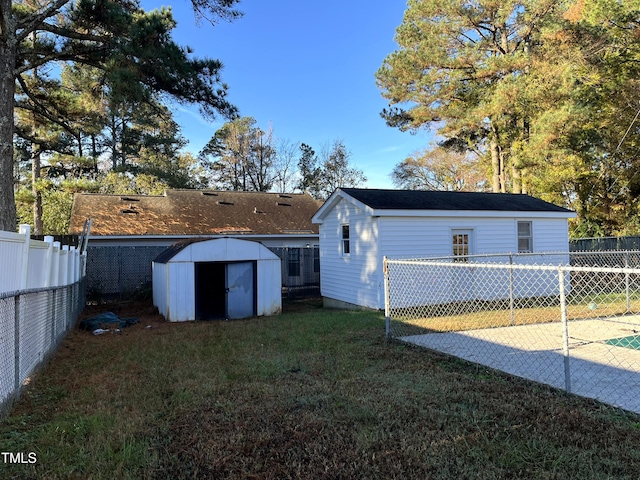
[376, 0, 564, 194]
[392, 146, 487, 191]
[272, 138, 299, 193]
[297, 143, 320, 197]
[0, 0, 241, 231]
[200, 116, 276, 191]
[316, 140, 367, 199]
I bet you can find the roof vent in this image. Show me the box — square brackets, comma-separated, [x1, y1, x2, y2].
[276, 202, 291, 207]
[120, 196, 139, 202]
[202, 192, 218, 196]
[217, 201, 234, 206]
[120, 208, 138, 214]
[278, 194, 292, 199]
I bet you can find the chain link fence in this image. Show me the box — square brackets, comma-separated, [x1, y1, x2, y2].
[0, 279, 86, 416]
[384, 252, 640, 413]
[86, 245, 320, 301]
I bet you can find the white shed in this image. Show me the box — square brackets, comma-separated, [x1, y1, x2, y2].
[152, 238, 281, 321]
[312, 188, 577, 310]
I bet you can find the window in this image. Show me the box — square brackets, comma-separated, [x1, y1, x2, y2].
[341, 224, 350, 256]
[518, 221, 533, 253]
[452, 232, 470, 262]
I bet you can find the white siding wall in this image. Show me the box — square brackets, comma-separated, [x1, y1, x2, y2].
[320, 210, 571, 310]
[319, 199, 380, 309]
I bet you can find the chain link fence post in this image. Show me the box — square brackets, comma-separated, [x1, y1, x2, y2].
[559, 267, 571, 393]
[384, 256, 391, 339]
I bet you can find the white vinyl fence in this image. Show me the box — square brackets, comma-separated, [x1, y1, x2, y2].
[0, 226, 87, 416]
[0, 225, 85, 294]
[384, 252, 640, 414]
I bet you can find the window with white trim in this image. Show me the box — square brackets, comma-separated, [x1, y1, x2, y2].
[517, 221, 533, 253]
[341, 224, 350, 256]
[452, 231, 470, 262]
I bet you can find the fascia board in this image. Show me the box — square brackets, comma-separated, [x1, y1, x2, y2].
[312, 189, 373, 223]
[369, 209, 577, 219]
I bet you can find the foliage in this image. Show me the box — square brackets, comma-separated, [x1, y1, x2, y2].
[1, 0, 241, 231]
[377, 0, 640, 236]
[392, 146, 487, 191]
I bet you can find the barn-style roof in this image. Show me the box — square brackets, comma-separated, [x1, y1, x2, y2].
[313, 188, 575, 222]
[69, 190, 322, 236]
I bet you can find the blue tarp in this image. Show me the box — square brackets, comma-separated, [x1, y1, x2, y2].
[79, 312, 139, 331]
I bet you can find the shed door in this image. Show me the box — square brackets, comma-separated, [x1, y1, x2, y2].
[195, 261, 256, 320]
[226, 262, 255, 319]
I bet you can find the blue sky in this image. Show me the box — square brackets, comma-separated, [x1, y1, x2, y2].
[141, 0, 431, 189]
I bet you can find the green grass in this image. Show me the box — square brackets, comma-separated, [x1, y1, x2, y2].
[2, 298, 640, 479]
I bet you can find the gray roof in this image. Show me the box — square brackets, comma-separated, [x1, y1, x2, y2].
[340, 188, 572, 213]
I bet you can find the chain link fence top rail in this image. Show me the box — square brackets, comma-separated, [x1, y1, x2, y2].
[384, 251, 640, 413]
[0, 280, 86, 416]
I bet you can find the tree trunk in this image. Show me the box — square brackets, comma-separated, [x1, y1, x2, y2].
[490, 138, 501, 193]
[32, 147, 43, 235]
[0, 8, 17, 231]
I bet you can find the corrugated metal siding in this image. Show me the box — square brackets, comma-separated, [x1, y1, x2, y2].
[167, 262, 195, 322]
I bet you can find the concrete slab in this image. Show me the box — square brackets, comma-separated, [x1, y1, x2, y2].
[400, 317, 640, 414]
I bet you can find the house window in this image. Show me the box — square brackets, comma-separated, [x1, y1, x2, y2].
[518, 221, 533, 253]
[287, 248, 301, 277]
[341, 224, 350, 256]
[452, 230, 471, 262]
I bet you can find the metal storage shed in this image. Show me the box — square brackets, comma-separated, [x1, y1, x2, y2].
[152, 238, 281, 321]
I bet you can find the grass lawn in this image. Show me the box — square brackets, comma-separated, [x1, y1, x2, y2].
[2, 298, 640, 479]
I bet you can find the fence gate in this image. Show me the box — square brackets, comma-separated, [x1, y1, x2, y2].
[383, 253, 640, 414]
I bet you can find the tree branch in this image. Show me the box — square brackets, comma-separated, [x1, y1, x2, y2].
[16, 0, 70, 43]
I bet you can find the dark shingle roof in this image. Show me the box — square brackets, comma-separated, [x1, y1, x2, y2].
[69, 190, 322, 236]
[340, 188, 572, 213]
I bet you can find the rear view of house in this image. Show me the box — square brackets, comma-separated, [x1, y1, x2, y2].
[312, 188, 576, 310]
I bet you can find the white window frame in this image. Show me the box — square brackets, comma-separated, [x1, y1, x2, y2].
[341, 224, 350, 256]
[451, 229, 474, 262]
[517, 221, 533, 253]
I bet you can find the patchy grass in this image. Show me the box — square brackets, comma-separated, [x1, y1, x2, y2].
[2, 298, 640, 479]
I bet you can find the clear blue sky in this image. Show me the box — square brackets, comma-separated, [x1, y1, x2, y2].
[141, 0, 431, 189]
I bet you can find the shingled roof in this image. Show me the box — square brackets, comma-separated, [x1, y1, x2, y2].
[69, 190, 322, 236]
[339, 188, 573, 212]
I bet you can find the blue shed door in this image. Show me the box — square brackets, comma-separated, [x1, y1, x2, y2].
[226, 262, 255, 319]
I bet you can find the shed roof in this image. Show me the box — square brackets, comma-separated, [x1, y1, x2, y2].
[313, 188, 576, 222]
[69, 190, 322, 236]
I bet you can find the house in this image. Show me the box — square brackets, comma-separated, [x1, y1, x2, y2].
[311, 188, 577, 310]
[68, 189, 322, 298]
[152, 238, 281, 321]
